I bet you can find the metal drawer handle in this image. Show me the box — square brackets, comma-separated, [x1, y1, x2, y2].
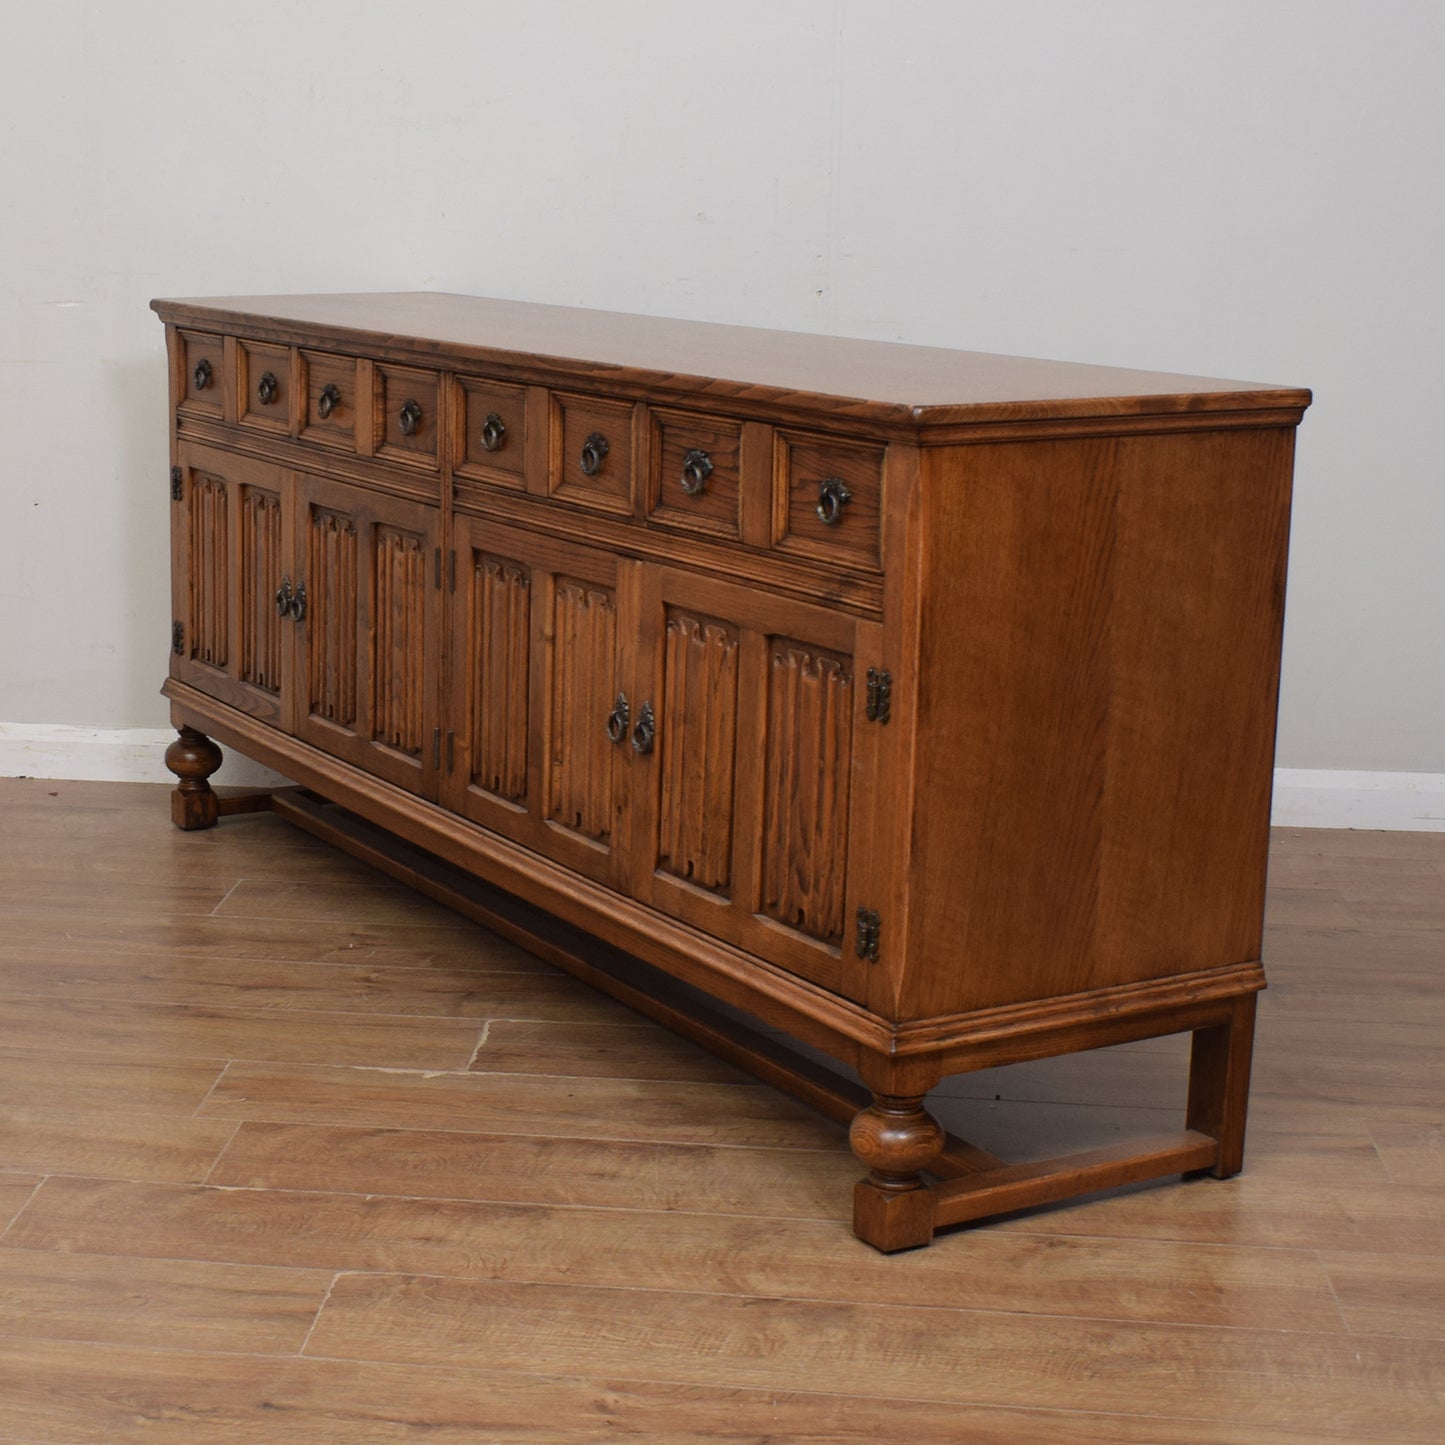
[630, 701, 656, 755]
[192, 357, 213, 391]
[605, 693, 629, 744]
[579, 432, 609, 476]
[398, 399, 423, 437]
[257, 371, 279, 406]
[480, 412, 507, 452]
[680, 448, 713, 497]
[816, 477, 852, 526]
[317, 383, 342, 419]
[275, 576, 294, 617]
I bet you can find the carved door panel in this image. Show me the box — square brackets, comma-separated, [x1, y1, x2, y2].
[171, 441, 293, 728]
[292, 474, 442, 798]
[632, 566, 876, 1000]
[445, 515, 635, 890]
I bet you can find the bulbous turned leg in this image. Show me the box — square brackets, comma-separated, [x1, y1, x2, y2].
[165, 725, 223, 830]
[849, 1092, 944, 1252]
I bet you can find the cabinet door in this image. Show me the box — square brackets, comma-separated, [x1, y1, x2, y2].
[293, 474, 442, 798]
[171, 442, 293, 728]
[631, 566, 875, 999]
[445, 515, 634, 890]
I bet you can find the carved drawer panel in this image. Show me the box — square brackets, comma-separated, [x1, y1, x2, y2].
[237, 341, 293, 433]
[177, 330, 226, 418]
[375, 364, 440, 469]
[550, 392, 635, 516]
[455, 376, 530, 489]
[646, 408, 743, 541]
[774, 429, 885, 571]
[299, 350, 361, 451]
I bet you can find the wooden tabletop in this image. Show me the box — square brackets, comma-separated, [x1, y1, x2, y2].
[153, 292, 1311, 429]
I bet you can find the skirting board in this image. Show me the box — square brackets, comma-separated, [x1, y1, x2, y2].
[1, 723, 1442, 832]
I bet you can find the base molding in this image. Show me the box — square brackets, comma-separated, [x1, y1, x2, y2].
[5, 723, 1441, 832]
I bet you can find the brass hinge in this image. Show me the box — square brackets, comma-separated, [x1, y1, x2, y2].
[169, 466, 183, 502]
[855, 906, 881, 962]
[171, 620, 184, 655]
[865, 668, 891, 724]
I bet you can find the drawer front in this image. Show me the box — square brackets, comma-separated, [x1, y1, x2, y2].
[376, 364, 440, 468]
[550, 392, 635, 516]
[646, 408, 743, 540]
[299, 350, 361, 450]
[177, 330, 226, 418]
[238, 341, 293, 433]
[774, 429, 885, 571]
[456, 376, 529, 488]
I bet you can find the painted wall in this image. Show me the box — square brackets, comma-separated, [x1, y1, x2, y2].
[3, 0, 1441, 771]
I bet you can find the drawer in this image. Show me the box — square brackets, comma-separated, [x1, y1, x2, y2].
[237, 340, 293, 433]
[773, 429, 885, 571]
[455, 375, 529, 489]
[177, 329, 225, 417]
[549, 392, 635, 516]
[375, 364, 440, 468]
[299, 350, 361, 451]
[645, 408, 743, 540]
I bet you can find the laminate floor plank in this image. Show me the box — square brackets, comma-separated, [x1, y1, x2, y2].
[0, 1337, 1375, 1445]
[468, 1017, 751, 1083]
[200, 1060, 844, 1149]
[304, 1274, 1443, 1436]
[6, 1175, 1346, 1333]
[0, 1248, 332, 1354]
[0, 1176, 42, 1233]
[0, 997, 483, 1071]
[214, 877, 482, 928]
[0, 1110, 236, 1184]
[0, 1049, 225, 1115]
[1320, 1252, 1445, 1338]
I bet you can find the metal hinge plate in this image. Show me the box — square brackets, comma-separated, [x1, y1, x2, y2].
[171, 620, 184, 656]
[170, 466, 184, 502]
[855, 906, 881, 962]
[865, 667, 891, 724]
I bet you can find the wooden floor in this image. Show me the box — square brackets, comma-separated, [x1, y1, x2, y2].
[0, 778, 1440, 1443]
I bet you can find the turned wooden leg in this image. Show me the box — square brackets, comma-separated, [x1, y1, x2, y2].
[1187, 993, 1258, 1178]
[165, 725, 223, 830]
[849, 1093, 944, 1252]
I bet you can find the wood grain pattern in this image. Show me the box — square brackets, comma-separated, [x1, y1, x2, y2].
[237, 485, 283, 693]
[188, 471, 229, 667]
[306, 506, 359, 726]
[470, 555, 531, 800]
[371, 524, 428, 756]
[546, 577, 618, 842]
[0, 781, 1439, 1442]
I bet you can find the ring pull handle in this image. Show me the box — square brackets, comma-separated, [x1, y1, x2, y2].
[630, 701, 656, 755]
[605, 692, 630, 745]
[317, 383, 342, 420]
[398, 399, 423, 437]
[816, 477, 853, 526]
[679, 448, 713, 497]
[579, 432, 609, 476]
[256, 371, 279, 406]
[274, 576, 294, 617]
[192, 357, 213, 391]
[480, 412, 507, 452]
[288, 580, 307, 623]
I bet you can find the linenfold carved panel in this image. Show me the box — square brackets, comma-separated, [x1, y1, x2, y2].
[372, 525, 428, 757]
[760, 640, 854, 945]
[657, 611, 739, 893]
[238, 487, 283, 693]
[547, 577, 617, 841]
[307, 508, 358, 726]
[470, 555, 531, 799]
[188, 472, 229, 668]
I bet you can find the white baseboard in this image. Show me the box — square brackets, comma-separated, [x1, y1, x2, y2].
[0, 722, 290, 790]
[2, 723, 1442, 832]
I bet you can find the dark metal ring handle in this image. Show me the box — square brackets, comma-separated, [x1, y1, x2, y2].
[257, 371, 279, 406]
[192, 357, 213, 391]
[816, 477, 853, 526]
[274, 576, 294, 617]
[605, 692, 630, 744]
[289, 579, 307, 623]
[318, 383, 342, 420]
[579, 432, 609, 476]
[480, 412, 507, 452]
[630, 701, 656, 755]
[398, 399, 423, 437]
[680, 448, 713, 497]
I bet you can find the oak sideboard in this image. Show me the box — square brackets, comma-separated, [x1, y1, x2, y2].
[155, 292, 1310, 1250]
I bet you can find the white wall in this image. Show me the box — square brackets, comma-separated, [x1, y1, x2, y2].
[3, 0, 1441, 775]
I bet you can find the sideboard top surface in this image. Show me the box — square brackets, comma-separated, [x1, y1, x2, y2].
[152, 291, 1310, 429]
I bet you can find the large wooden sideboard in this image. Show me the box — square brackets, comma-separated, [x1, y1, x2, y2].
[155, 292, 1309, 1250]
